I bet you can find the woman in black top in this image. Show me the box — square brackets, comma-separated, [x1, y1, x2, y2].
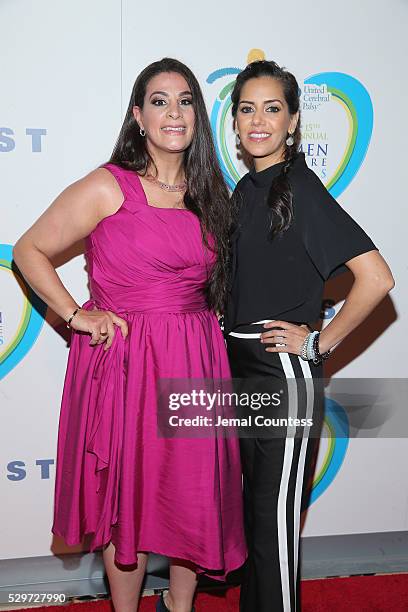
[225, 60, 394, 612]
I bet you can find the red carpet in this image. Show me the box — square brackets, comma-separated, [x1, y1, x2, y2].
[13, 574, 408, 612]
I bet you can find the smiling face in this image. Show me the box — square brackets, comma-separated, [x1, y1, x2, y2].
[235, 76, 299, 170]
[132, 71, 195, 155]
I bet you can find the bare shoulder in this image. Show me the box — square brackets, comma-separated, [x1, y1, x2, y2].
[14, 165, 128, 257]
[73, 167, 124, 218]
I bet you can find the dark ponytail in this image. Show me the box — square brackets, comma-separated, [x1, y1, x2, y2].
[231, 60, 301, 237]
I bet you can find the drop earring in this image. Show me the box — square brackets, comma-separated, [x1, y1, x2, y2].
[140, 127, 146, 137]
[286, 133, 294, 146]
[235, 133, 241, 146]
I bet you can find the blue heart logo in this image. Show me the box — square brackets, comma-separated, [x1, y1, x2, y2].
[303, 72, 373, 198]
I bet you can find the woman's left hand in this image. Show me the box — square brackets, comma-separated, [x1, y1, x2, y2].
[260, 321, 309, 355]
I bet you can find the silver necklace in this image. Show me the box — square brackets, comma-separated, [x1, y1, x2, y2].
[145, 174, 187, 193]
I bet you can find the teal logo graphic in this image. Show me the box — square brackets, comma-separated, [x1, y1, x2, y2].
[0, 244, 47, 380]
[309, 398, 349, 504]
[207, 65, 242, 191]
[207, 50, 371, 502]
[303, 72, 373, 198]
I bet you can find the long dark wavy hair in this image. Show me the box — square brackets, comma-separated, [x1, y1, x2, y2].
[231, 60, 301, 237]
[109, 58, 230, 312]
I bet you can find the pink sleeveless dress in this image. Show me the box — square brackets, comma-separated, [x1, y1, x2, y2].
[52, 164, 246, 578]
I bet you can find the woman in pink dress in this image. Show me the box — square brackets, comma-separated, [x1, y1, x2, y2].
[13, 57, 246, 612]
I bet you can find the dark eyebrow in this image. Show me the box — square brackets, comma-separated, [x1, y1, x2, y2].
[239, 98, 283, 105]
[149, 90, 192, 98]
[150, 91, 169, 98]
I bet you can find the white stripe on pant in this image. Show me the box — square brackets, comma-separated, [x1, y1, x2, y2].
[226, 325, 322, 612]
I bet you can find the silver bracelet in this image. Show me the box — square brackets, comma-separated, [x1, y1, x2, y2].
[306, 331, 319, 360]
[300, 335, 309, 361]
[300, 331, 320, 362]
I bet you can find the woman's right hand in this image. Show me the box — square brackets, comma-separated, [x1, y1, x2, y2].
[70, 308, 128, 350]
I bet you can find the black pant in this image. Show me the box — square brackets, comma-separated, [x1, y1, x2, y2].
[226, 324, 323, 612]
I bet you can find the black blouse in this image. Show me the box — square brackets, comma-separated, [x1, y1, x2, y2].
[224, 153, 377, 333]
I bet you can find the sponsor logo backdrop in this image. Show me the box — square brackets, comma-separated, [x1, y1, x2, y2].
[1, 0, 407, 559]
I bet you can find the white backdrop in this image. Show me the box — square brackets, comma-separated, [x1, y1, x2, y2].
[1, 0, 407, 559]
